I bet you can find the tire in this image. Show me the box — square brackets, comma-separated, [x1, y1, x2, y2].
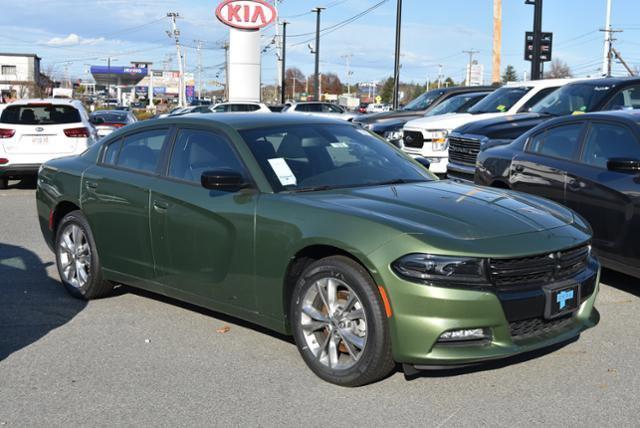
[0, 177, 7, 190]
[54, 210, 113, 299]
[290, 256, 395, 387]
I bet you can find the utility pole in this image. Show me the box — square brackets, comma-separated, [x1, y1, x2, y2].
[612, 47, 636, 76]
[223, 42, 230, 101]
[312, 7, 325, 101]
[341, 54, 353, 95]
[492, 0, 502, 84]
[274, 0, 283, 96]
[194, 40, 204, 101]
[167, 12, 185, 107]
[392, 0, 403, 109]
[280, 21, 288, 104]
[602, 0, 613, 76]
[463, 49, 479, 86]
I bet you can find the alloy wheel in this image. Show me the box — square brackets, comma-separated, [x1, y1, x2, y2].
[58, 224, 92, 289]
[300, 277, 368, 370]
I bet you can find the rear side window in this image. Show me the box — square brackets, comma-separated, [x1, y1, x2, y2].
[168, 129, 245, 183]
[518, 87, 559, 112]
[0, 104, 81, 125]
[528, 123, 584, 161]
[105, 129, 168, 173]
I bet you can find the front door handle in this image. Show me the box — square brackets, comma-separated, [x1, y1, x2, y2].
[153, 200, 170, 212]
[85, 181, 98, 189]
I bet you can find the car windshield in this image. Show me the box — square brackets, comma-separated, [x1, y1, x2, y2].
[531, 83, 611, 116]
[401, 90, 444, 111]
[468, 86, 531, 114]
[424, 93, 486, 117]
[0, 104, 81, 125]
[240, 124, 435, 192]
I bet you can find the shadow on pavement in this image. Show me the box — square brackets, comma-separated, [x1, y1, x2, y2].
[5, 178, 37, 190]
[122, 286, 295, 345]
[601, 268, 640, 298]
[0, 243, 86, 361]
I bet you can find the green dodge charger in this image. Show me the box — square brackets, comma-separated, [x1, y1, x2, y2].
[36, 114, 600, 386]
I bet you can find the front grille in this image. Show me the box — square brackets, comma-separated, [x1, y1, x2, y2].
[403, 130, 424, 149]
[448, 136, 480, 166]
[509, 315, 575, 343]
[489, 245, 590, 288]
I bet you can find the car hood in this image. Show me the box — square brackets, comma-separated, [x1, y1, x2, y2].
[294, 180, 579, 242]
[403, 112, 506, 131]
[454, 113, 548, 140]
[353, 110, 424, 125]
[365, 118, 410, 133]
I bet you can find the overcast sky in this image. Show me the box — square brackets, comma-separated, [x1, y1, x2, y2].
[1, 0, 639, 88]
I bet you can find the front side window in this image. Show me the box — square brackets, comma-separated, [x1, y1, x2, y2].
[528, 123, 583, 161]
[213, 105, 229, 112]
[519, 87, 559, 112]
[240, 124, 435, 192]
[115, 129, 168, 173]
[605, 85, 640, 111]
[581, 122, 640, 168]
[322, 104, 343, 113]
[468, 87, 532, 114]
[168, 129, 245, 183]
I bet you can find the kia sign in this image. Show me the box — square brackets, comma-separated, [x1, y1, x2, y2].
[216, 0, 277, 30]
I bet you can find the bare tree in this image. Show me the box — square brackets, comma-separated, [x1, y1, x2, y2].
[545, 59, 573, 79]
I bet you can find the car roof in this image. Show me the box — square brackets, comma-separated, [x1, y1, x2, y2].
[7, 98, 84, 108]
[91, 110, 128, 115]
[139, 113, 349, 131]
[438, 85, 495, 93]
[524, 110, 640, 135]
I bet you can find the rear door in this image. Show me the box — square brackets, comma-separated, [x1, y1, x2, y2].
[0, 103, 84, 158]
[510, 122, 585, 205]
[569, 120, 640, 268]
[148, 126, 257, 309]
[81, 127, 171, 281]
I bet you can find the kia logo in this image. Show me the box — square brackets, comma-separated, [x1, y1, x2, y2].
[216, 0, 277, 31]
[35, 127, 44, 132]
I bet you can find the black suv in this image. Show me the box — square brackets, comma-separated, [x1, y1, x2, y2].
[447, 77, 640, 181]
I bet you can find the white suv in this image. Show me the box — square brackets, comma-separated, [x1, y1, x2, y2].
[402, 79, 582, 175]
[211, 102, 271, 113]
[0, 99, 98, 189]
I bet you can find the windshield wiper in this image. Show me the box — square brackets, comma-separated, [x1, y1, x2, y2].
[289, 185, 337, 193]
[366, 178, 427, 187]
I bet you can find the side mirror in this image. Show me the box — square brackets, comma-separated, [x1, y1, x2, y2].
[607, 158, 640, 173]
[201, 170, 249, 192]
[414, 156, 431, 170]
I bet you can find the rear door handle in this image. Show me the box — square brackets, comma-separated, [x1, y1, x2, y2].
[85, 181, 98, 189]
[153, 200, 170, 212]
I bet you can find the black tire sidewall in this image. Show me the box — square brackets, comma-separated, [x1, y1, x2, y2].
[291, 256, 393, 387]
[54, 211, 104, 299]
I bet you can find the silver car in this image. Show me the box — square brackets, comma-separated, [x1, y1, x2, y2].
[283, 102, 358, 121]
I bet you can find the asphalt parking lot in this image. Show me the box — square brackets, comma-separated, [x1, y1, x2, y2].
[1, 181, 639, 427]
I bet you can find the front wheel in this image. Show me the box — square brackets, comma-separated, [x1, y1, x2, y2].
[55, 210, 113, 299]
[291, 256, 395, 387]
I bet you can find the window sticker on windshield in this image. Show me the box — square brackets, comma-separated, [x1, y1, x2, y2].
[268, 158, 297, 186]
[496, 104, 507, 112]
[330, 142, 349, 148]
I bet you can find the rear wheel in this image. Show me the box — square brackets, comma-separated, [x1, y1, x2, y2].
[291, 256, 395, 387]
[55, 210, 113, 299]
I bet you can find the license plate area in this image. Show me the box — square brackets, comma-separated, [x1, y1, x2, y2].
[544, 283, 581, 319]
[31, 136, 49, 145]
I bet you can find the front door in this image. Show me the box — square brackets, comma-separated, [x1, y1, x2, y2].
[569, 120, 640, 270]
[149, 127, 258, 310]
[81, 127, 170, 281]
[510, 122, 585, 206]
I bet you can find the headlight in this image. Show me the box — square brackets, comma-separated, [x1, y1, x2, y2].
[392, 254, 488, 286]
[384, 129, 403, 142]
[425, 130, 449, 151]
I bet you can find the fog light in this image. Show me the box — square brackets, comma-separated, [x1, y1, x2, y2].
[438, 328, 490, 343]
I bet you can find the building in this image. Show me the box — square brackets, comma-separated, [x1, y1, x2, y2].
[0, 53, 45, 100]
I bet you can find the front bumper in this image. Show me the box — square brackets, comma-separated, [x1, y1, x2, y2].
[379, 258, 600, 367]
[447, 161, 476, 182]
